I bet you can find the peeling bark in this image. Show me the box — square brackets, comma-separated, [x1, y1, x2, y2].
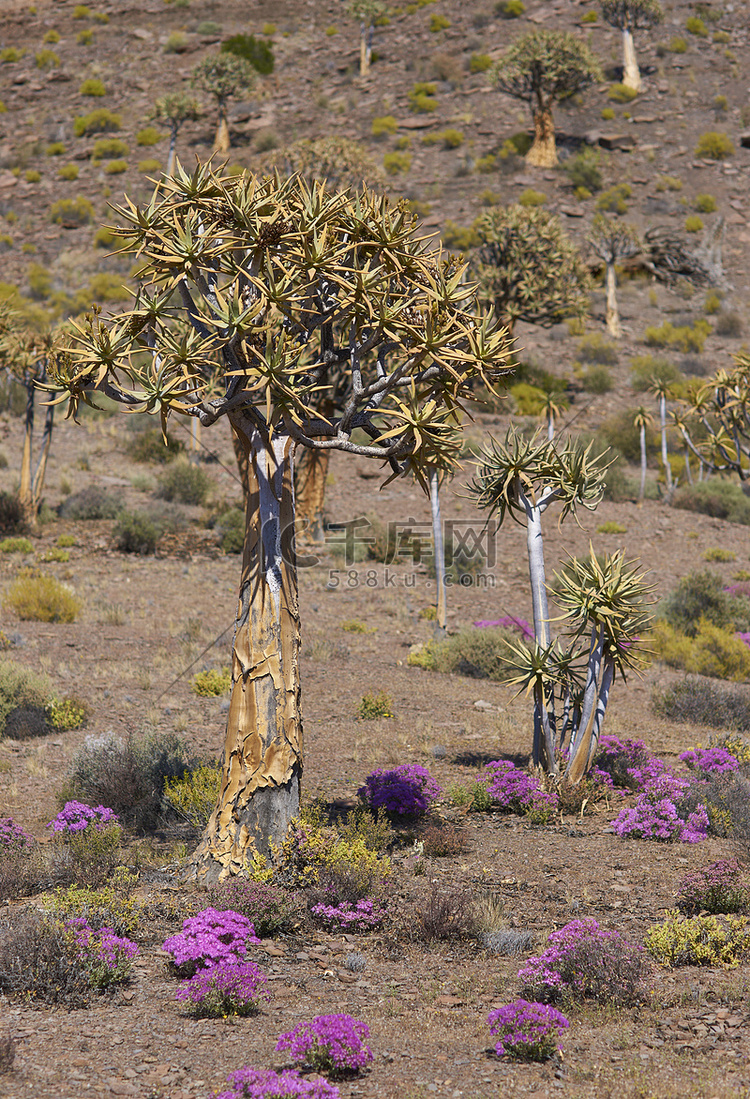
[622, 28, 641, 92]
[527, 105, 557, 168]
[187, 415, 302, 882]
[605, 262, 622, 338]
[295, 446, 330, 544]
[214, 108, 230, 154]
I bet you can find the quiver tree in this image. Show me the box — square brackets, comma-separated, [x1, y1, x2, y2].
[468, 429, 651, 777]
[675, 354, 750, 481]
[474, 205, 591, 333]
[491, 30, 603, 167]
[600, 0, 663, 93]
[0, 307, 62, 530]
[347, 0, 388, 77]
[192, 54, 255, 153]
[152, 93, 201, 177]
[587, 215, 641, 338]
[648, 375, 673, 494]
[632, 405, 654, 502]
[49, 164, 515, 881]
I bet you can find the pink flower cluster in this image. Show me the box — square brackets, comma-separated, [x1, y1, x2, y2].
[479, 759, 558, 815]
[612, 771, 709, 844]
[473, 616, 534, 640]
[310, 899, 385, 932]
[175, 961, 270, 1017]
[518, 918, 645, 1005]
[677, 859, 749, 915]
[488, 999, 569, 1061]
[276, 1014, 373, 1077]
[679, 746, 740, 774]
[358, 763, 442, 816]
[162, 907, 260, 976]
[0, 817, 32, 848]
[46, 801, 119, 835]
[216, 1067, 340, 1099]
[65, 917, 139, 988]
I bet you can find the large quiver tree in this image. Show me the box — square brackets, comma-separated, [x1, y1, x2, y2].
[600, 0, 663, 93]
[49, 164, 515, 881]
[491, 30, 603, 167]
[474, 205, 590, 333]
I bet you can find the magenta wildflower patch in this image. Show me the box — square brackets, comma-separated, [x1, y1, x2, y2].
[216, 1066, 341, 1099]
[162, 907, 260, 977]
[473, 615, 534, 639]
[479, 759, 558, 815]
[488, 999, 569, 1061]
[310, 899, 386, 932]
[679, 746, 740, 774]
[46, 801, 119, 835]
[276, 1013, 374, 1077]
[64, 916, 139, 988]
[175, 961, 270, 1017]
[612, 772, 709, 844]
[358, 763, 441, 816]
[0, 817, 33, 848]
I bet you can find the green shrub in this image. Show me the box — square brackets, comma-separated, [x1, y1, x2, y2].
[600, 107, 615, 121]
[42, 877, 142, 938]
[103, 159, 127, 175]
[659, 568, 741, 637]
[685, 16, 708, 37]
[155, 460, 211, 505]
[608, 82, 638, 103]
[4, 573, 80, 624]
[581, 10, 598, 22]
[126, 425, 184, 463]
[597, 520, 626, 534]
[138, 159, 161, 174]
[654, 620, 750, 681]
[91, 137, 128, 160]
[210, 505, 243, 554]
[0, 48, 24, 63]
[629, 354, 681, 391]
[673, 481, 750, 526]
[596, 183, 632, 214]
[384, 151, 412, 174]
[423, 128, 464, 149]
[644, 319, 710, 353]
[646, 911, 750, 967]
[77, 28, 94, 44]
[0, 537, 33, 554]
[73, 4, 92, 15]
[429, 13, 450, 30]
[0, 660, 54, 737]
[695, 132, 734, 160]
[653, 679, 750, 734]
[163, 762, 222, 828]
[73, 108, 121, 136]
[113, 511, 161, 555]
[703, 547, 736, 563]
[497, 0, 525, 16]
[564, 147, 603, 193]
[424, 626, 517, 680]
[58, 164, 79, 181]
[43, 29, 61, 43]
[79, 78, 106, 97]
[46, 697, 88, 731]
[581, 366, 613, 394]
[222, 34, 274, 74]
[509, 382, 546, 415]
[713, 30, 730, 44]
[49, 197, 94, 227]
[191, 667, 231, 697]
[24, 170, 41, 184]
[135, 127, 160, 147]
[469, 53, 493, 73]
[59, 486, 122, 520]
[164, 31, 188, 53]
[35, 49, 60, 70]
[372, 115, 397, 137]
[39, 547, 69, 563]
[695, 193, 717, 213]
[656, 175, 683, 192]
[518, 189, 546, 207]
[358, 690, 394, 719]
[685, 214, 704, 233]
[407, 82, 438, 113]
[668, 36, 688, 53]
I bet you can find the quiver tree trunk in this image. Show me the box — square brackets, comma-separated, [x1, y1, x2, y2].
[359, 23, 373, 76]
[214, 103, 230, 153]
[188, 415, 302, 882]
[166, 130, 178, 177]
[19, 377, 53, 530]
[621, 28, 641, 92]
[604, 262, 622, 338]
[639, 425, 647, 502]
[294, 446, 330, 544]
[429, 469, 447, 636]
[528, 103, 557, 167]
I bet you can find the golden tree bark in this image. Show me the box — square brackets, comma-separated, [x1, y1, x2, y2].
[622, 28, 641, 92]
[214, 108, 230, 154]
[187, 414, 302, 882]
[527, 106, 558, 167]
[605, 262, 622, 338]
[294, 446, 330, 544]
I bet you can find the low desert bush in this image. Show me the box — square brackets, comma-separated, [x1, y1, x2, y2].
[4, 573, 80, 623]
[357, 690, 394, 719]
[695, 131, 734, 160]
[49, 196, 95, 227]
[646, 910, 750, 967]
[276, 1014, 373, 1077]
[371, 115, 397, 137]
[59, 485, 122, 520]
[0, 536, 32, 554]
[419, 820, 467, 857]
[91, 137, 128, 160]
[488, 1000, 569, 1061]
[715, 311, 743, 338]
[519, 918, 647, 1004]
[221, 33, 274, 74]
[596, 183, 632, 214]
[658, 569, 745, 637]
[163, 762, 222, 828]
[112, 510, 161, 554]
[676, 860, 749, 915]
[653, 620, 750, 680]
[608, 82, 637, 102]
[72, 108, 121, 136]
[208, 880, 303, 937]
[42, 875, 142, 937]
[156, 460, 211, 505]
[414, 883, 478, 941]
[644, 318, 710, 353]
[162, 907, 261, 977]
[577, 332, 618, 365]
[653, 678, 750, 732]
[79, 78, 106, 96]
[411, 625, 517, 680]
[126, 425, 184, 463]
[673, 481, 750, 525]
[176, 961, 270, 1017]
[191, 667, 231, 696]
[564, 147, 603, 193]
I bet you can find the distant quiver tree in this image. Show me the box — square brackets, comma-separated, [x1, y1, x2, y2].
[587, 215, 641, 338]
[151, 93, 201, 177]
[599, 0, 663, 93]
[192, 54, 255, 153]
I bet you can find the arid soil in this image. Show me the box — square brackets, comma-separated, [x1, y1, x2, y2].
[2, 0, 750, 1097]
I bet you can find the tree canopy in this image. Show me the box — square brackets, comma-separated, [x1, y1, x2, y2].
[492, 30, 603, 110]
[600, 0, 664, 30]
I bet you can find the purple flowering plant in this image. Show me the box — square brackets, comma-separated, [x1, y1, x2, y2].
[216, 1067, 340, 1099]
[612, 772, 710, 844]
[473, 615, 534, 640]
[47, 801, 119, 836]
[680, 746, 740, 775]
[594, 735, 658, 790]
[677, 859, 749, 915]
[175, 960, 270, 1017]
[276, 1014, 374, 1078]
[518, 918, 646, 1005]
[162, 907, 260, 977]
[64, 916, 139, 989]
[0, 817, 33, 848]
[479, 760, 558, 818]
[310, 899, 386, 932]
[488, 999, 569, 1061]
[358, 764, 441, 817]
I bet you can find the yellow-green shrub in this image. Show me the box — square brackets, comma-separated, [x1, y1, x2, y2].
[0, 537, 33, 554]
[685, 214, 704, 233]
[695, 193, 717, 212]
[384, 151, 411, 174]
[653, 620, 750, 681]
[73, 108, 121, 136]
[510, 381, 547, 414]
[79, 77, 106, 96]
[46, 697, 88, 730]
[695, 131, 734, 160]
[646, 910, 750, 967]
[58, 163, 79, 181]
[644, 319, 710, 353]
[371, 115, 397, 137]
[4, 572, 81, 623]
[469, 53, 492, 73]
[163, 762, 222, 827]
[192, 667, 231, 696]
[608, 82, 637, 102]
[42, 875, 142, 937]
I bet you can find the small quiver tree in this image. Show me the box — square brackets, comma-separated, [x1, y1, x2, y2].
[48, 164, 515, 881]
[587, 215, 641, 338]
[474, 205, 591, 334]
[632, 405, 654, 502]
[0, 307, 63, 530]
[647, 374, 673, 495]
[468, 428, 652, 778]
[675, 355, 750, 483]
[347, 0, 388, 78]
[491, 31, 603, 167]
[600, 0, 664, 93]
[151, 93, 201, 178]
[192, 54, 255, 153]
